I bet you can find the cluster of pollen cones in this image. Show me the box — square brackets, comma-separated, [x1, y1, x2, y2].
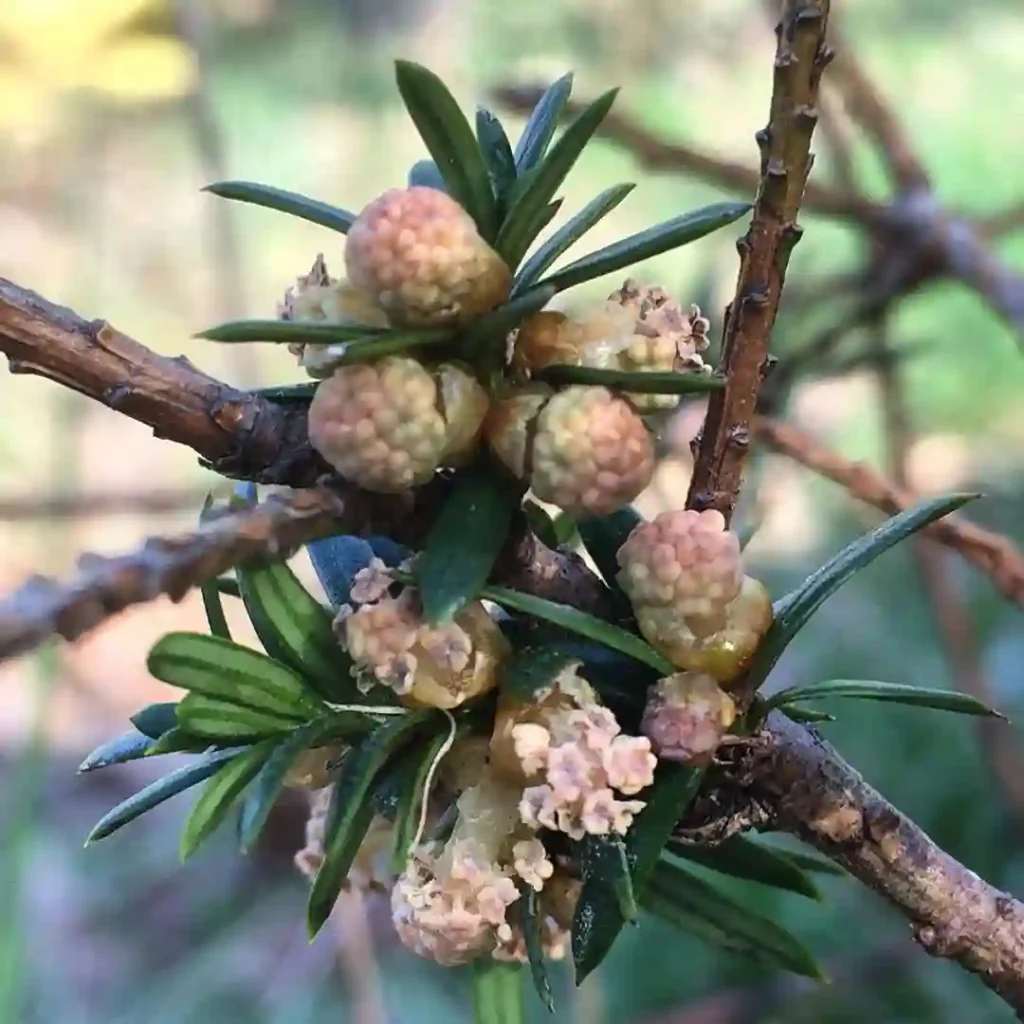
[273, 184, 773, 967]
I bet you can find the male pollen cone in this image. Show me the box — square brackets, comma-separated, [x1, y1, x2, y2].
[529, 385, 655, 516]
[616, 511, 774, 682]
[486, 385, 654, 516]
[308, 357, 488, 493]
[617, 508, 743, 635]
[308, 356, 448, 493]
[345, 186, 512, 328]
[641, 671, 736, 765]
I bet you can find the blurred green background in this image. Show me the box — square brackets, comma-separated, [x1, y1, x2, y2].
[2, 1, 1024, 1022]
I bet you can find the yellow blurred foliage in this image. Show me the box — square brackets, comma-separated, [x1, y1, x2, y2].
[0, 0, 197, 144]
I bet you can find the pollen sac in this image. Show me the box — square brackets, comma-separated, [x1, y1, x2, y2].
[514, 705, 656, 840]
[308, 356, 488, 493]
[488, 661, 600, 785]
[532, 386, 655, 516]
[295, 788, 395, 892]
[492, 874, 573, 965]
[392, 841, 521, 966]
[609, 279, 711, 371]
[486, 385, 654, 516]
[278, 256, 390, 379]
[339, 590, 510, 710]
[641, 671, 737, 765]
[345, 186, 512, 328]
[497, 666, 656, 841]
[390, 768, 523, 966]
[493, 867, 579, 965]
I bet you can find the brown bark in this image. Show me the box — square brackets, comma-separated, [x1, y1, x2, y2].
[750, 712, 1024, 1017]
[0, 278, 324, 486]
[685, 0, 833, 525]
[0, 488, 344, 662]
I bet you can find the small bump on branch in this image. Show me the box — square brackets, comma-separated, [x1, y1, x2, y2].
[747, 712, 1024, 1014]
[685, 0, 832, 525]
[0, 488, 346, 663]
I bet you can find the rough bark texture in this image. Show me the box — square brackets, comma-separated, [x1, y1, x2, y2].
[0, 278, 325, 486]
[0, 488, 344, 661]
[685, 1, 833, 524]
[750, 712, 1024, 1017]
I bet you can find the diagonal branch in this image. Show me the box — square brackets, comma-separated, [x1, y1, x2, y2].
[686, 0, 833, 525]
[0, 488, 345, 663]
[978, 202, 1024, 240]
[871, 325, 1024, 828]
[824, 41, 930, 191]
[749, 711, 1024, 1016]
[753, 414, 1024, 610]
[0, 488, 215, 521]
[0, 278, 324, 487]
[490, 87, 880, 225]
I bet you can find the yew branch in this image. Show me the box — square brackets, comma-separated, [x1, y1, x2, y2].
[0, 278, 324, 486]
[686, 0, 832, 525]
[750, 712, 1024, 1016]
[0, 489, 344, 662]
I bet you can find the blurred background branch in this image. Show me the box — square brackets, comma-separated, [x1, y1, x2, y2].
[754, 415, 1024, 609]
[0, 489, 217, 521]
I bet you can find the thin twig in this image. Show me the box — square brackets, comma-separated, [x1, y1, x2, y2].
[870, 323, 1024, 827]
[915, 547, 1024, 827]
[815, 88, 861, 195]
[0, 489, 216, 521]
[754, 414, 1024, 610]
[749, 711, 1024, 1016]
[0, 489, 345, 663]
[977, 202, 1024, 240]
[686, 0, 833, 524]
